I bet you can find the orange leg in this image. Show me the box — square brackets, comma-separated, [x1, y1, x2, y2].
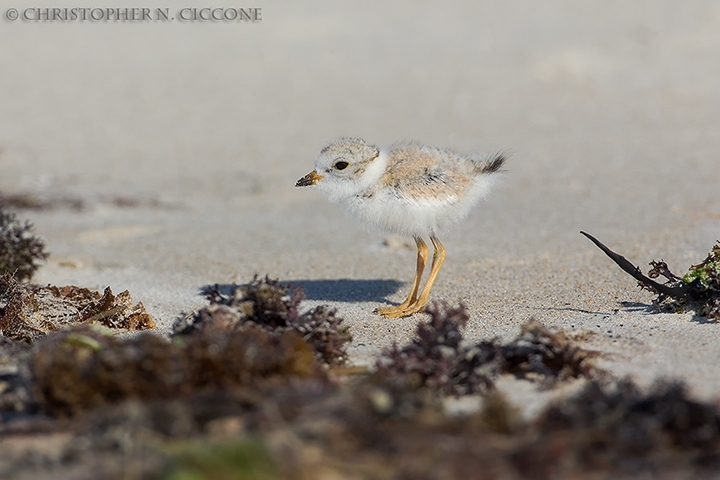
[375, 237, 428, 318]
[376, 236, 446, 318]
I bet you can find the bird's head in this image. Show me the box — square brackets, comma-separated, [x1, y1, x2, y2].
[296, 137, 380, 200]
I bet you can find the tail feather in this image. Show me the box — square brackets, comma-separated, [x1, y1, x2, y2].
[476, 153, 507, 174]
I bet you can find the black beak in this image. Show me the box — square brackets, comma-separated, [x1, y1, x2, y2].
[295, 170, 324, 187]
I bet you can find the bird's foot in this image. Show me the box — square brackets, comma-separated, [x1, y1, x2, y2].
[374, 300, 427, 319]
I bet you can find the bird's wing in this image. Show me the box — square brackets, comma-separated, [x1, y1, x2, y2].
[380, 145, 470, 203]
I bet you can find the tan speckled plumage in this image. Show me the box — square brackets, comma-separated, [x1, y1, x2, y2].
[379, 143, 474, 200]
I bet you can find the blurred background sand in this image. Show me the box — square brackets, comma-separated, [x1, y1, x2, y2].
[1, 1, 719, 404]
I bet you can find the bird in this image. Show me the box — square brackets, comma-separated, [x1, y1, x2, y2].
[296, 137, 506, 318]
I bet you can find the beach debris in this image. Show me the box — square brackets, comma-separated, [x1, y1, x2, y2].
[377, 303, 497, 395]
[516, 379, 720, 477]
[0, 210, 48, 281]
[353, 378, 720, 479]
[0, 191, 175, 211]
[377, 304, 595, 396]
[0, 192, 85, 211]
[0, 335, 33, 418]
[30, 323, 328, 417]
[0, 271, 710, 478]
[174, 276, 352, 366]
[48, 376, 720, 479]
[500, 319, 595, 383]
[0, 274, 155, 343]
[0, 301, 715, 479]
[582, 231, 720, 319]
[161, 439, 277, 480]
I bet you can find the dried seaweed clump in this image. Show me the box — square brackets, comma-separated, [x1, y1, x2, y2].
[0, 335, 33, 417]
[0, 192, 84, 211]
[378, 304, 595, 396]
[675, 243, 720, 318]
[518, 379, 720, 476]
[174, 276, 352, 365]
[378, 304, 498, 396]
[582, 232, 720, 320]
[644, 245, 720, 319]
[0, 274, 155, 343]
[0, 210, 48, 281]
[29, 323, 327, 416]
[500, 319, 594, 383]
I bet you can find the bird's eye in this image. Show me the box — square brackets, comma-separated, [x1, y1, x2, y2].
[334, 161, 349, 171]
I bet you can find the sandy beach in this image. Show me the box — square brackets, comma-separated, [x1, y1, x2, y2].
[2, 0, 720, 437]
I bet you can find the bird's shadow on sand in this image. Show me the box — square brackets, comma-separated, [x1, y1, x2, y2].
[198, 279, 403, 304]
[285, 279, 404, 303]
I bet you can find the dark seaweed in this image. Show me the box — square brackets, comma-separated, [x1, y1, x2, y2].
[378, 304, 595, 396]
[0, 210, 48, 281]
[174, 276, 352, 365]
[583, 232, 720, 320]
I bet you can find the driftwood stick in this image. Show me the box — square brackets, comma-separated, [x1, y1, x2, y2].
[580, 231, 693, 299]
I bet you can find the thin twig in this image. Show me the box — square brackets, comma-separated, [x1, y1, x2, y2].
[580, 231, 693, 299]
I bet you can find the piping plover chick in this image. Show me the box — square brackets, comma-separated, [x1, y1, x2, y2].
[296, 137, 506, 318]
